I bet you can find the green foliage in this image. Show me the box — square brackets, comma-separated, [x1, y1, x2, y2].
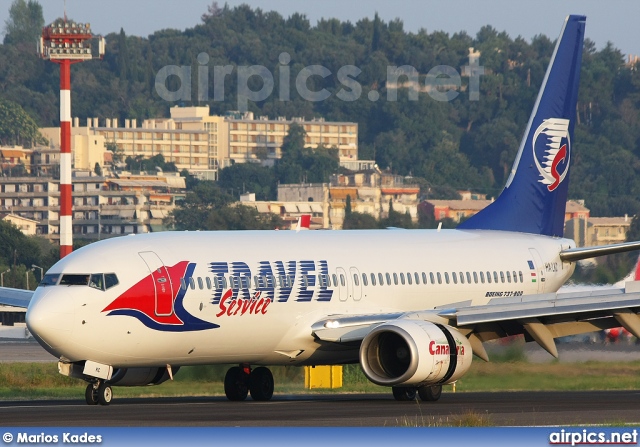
[168, 181, 283, 230]
[0, 220, 57, 289]
[125, 154, 177, 173]
[275, 124, 340, 184]
[342, 211, 379, 229]
[218, 163, 277, 201]
[0, 99, 45, 147]
[3, 0, 44, 47]
[0, 4, 639, 214]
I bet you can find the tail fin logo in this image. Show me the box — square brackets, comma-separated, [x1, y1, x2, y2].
[532, 118, 571, 192]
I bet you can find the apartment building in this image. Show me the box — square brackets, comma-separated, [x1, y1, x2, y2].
[55, 107, 358, 181]
[0, 173, 185, 242]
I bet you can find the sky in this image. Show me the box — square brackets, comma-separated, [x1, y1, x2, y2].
[0, 0, 639, 59]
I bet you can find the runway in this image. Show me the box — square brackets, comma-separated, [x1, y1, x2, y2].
[0, 390, 639, 426]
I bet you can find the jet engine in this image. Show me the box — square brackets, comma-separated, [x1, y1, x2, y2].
[107, 367, 179, 386]
[359, 320, 472, 387]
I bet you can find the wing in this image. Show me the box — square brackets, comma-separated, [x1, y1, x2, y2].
[0, 287, 34, 309]
[311, 282, 640, 362]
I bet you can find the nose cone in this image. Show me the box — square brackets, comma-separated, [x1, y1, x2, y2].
[26, 288, 74, 356]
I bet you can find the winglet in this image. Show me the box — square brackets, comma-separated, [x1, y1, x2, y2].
[459, 15, 586, 237]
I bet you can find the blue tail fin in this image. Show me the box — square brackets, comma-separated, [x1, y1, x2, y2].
[458, 15, 585, 237]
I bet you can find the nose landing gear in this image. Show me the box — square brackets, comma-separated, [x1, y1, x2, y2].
[85, 381, 113, 406]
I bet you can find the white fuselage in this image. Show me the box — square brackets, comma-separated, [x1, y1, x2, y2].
[26, 229, 575, 368]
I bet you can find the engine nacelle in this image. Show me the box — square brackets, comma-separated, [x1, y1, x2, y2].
[359, 320, 472, 387]
[107, 367, 179, 387]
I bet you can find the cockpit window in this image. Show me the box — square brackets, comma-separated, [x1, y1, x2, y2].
[59, 274, 90, 286]
[104, 274, 119, 290]
[40, 274, 60, 286]
[89, 274, 104, 291]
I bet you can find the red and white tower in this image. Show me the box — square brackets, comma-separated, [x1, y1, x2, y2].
[38, 20, 105, 258]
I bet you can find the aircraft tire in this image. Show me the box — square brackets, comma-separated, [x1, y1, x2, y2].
[249, 367, 274, 401]
[84, 384, 99, 405]
[97, 383, 112, 406]
[392, 386, 417, 401]
[224, 366, 249, 401]
[418, 385, 442, 402]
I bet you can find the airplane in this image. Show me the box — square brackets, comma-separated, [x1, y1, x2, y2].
[5, 14, 640, 406]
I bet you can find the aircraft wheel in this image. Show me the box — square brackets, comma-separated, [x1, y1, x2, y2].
[418, 385, 442, 402]
[97, 382, 112, 406]
[84, 383, 99, 405]
[249, 367, 274, 401]
[392, 386, 417, 401]
[224, 366, 249, 401]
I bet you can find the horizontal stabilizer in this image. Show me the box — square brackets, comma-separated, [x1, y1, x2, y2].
[559, 241, 640, 262]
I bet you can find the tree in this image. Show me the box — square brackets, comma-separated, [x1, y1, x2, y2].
[218, 163, 277, 201]
[342, 211, 379, 229]
[0, 99, 45, 147]
[3, 0, 44, 48]
[94, 163, 102, 176]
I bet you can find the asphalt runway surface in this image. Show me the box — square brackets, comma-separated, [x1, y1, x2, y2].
[0, 391, 639, 426]
[1, 340, 640, 426]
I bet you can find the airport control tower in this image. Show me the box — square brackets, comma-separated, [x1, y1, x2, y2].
[38, 20, 105, 258]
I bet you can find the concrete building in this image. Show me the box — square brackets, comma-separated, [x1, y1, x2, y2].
[0, 213, 38, 235]
[71, 106, 358, 181]
[0, 173, 185, 243]
[419, 199, 493, 223]
[39, 124, 107, 173]
[0, 147, 33, 174]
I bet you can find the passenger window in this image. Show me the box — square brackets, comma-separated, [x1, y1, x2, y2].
[393, 273, 398, 285]
[385, 273, 391, 285]
[104, 273, 119, 290]
[371, 273, 376, 286]
[473, 272, 478, 284]
[214, 276, 221, 289]
[466, 272, 471, 284]
[378, 273, 384, 285]
[415, 272, 420, 285]
[512, 271, 518, 283]
[89, 274, 104, 291]
[407, 273, 412, 285]
[332, 274, 338, 287]
[399, 273, 405, 285]
[340, 274, 345, 287]
[499, 272, 504, 283]
[266, 275, 275, 288]
[494, 271, 499, 283]
[486, 272, 491, 284]
[197, 277, 204, 290]
[452, 272, 457, 284]
[422, 272, 427, 284]
[205, 277, 212, 289]
[353, 274, 359, 286]
[519, 271, 524, 282]
[302, 275, 309, 287]
[435, 272, 440, 284]
[506, 271, 511, 283]
[180, 278, 187, 291]
[189, 278, 196, 290]
[362, 273, 368, 286]
[445, 272, 450, 284]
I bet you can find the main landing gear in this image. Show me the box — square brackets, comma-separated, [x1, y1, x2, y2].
[392, 385, 442, 402]
[85, 381, 113, 406]
[224, 365, 274, 401]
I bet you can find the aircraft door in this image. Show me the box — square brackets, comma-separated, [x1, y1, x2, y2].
[528, 248, 546, 293]
[336, 267, 349, 302]
[139, 251, 174, 316]
[349, 267, 362, 301]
